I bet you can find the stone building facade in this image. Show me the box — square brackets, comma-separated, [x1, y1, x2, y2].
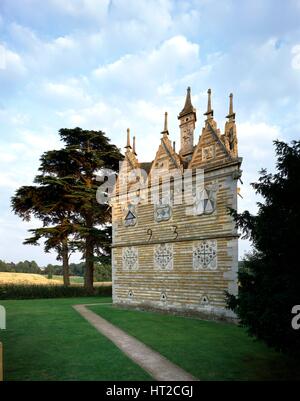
[110, 88, 242, 320]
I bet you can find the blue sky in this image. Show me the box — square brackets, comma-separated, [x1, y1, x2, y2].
[0, 0, 300, 266]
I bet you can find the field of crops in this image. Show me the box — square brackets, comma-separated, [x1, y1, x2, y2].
[0, 272, 112, 287]
[0, 272, 61, 285]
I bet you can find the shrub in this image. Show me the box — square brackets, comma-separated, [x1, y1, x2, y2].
[94, 263, 112, 282]
[0, 283, 112, 300]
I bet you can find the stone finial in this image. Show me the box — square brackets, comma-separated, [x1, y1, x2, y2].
[161, 111, 169, 136]
[133, 135, 137, 155]
[226, 93, 236, 121]
[164, 112, 168, 132]
[184, 87, 192, 111]
[125, 128, 132, 150]
[178, 86, 196, 120]
[204, 88, 213, 119]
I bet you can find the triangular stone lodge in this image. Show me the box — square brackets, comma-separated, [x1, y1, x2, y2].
[111, 88, 242, 321]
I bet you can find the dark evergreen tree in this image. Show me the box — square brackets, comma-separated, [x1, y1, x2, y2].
[11, 175, 76, 286]
[227, 140, 300, 356]
[53, 128, 122, 292]
[12, 127, 123, 292]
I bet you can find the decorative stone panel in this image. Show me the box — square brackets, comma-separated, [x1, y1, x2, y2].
[202, 145, 215, 161]
[154, 243, 173, 271]
[154, 204, 172, 222]
[193, 187, 216, 215]
[193, 240, 217, 270]
[123, 204, 137, 227]
[122, 247, 138, 270]
[201, 294, 210, 305]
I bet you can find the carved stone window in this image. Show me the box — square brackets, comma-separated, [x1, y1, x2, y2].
[128, 290, 134, 299]
[124, 204, 137, 226]
[193, 240, 217, 270]
[122, 247, 138, 270]
[154, 244, 173, 271]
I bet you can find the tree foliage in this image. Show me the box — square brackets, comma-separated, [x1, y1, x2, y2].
[227, 140, 300, 356]
[49, 128, 122, 291]
[11, 167, 77, 286]
[11, 127, 122, 291]
[0, 260, 41, 274]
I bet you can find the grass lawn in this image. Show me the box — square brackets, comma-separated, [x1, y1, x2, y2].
[89, 304, 300, 381]
[0, 298, 151, 381]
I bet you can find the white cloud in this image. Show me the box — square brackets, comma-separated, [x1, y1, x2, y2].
[239, 120, 280, 141]
[0, 108, 30, 127]
[57, 101, 124, 131]
[237, 120, 279, 237]
[0, 150, 17, 163]
[42, 80, 91, 105]
[0, 128, 62, 191]
[51, 36, 76, 50]
[49, 0, 110, 21]
[291, 44, 300, 69]
[21, 129, 62, 153]
[157, 83, 173, 96]
[0, 42, 26, 75]
[0, 172, 22, 189]
[3, 2, 172, 79]
[93, 35, 200, 95]
[6, 23, 86, 77]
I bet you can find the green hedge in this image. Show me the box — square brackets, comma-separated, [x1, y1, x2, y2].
[0, 284, 112, 300]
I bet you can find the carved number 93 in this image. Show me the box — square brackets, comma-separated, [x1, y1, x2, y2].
[172, 225, 178, 239]
[147, 229, 153, 242]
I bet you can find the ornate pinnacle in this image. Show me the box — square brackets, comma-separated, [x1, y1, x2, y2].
[125, 128, 132, 150]
[133, 135, 137, 155]
[161, 111, 169, 135]
[164, 112, 168, 132]
[178, 87, 196, 120]
[204, 88, 213, 119]
[226, 93, 235, 121]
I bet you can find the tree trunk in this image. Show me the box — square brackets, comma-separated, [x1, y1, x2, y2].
[84, 235, 94, 293]
[62, 240, 70, 286]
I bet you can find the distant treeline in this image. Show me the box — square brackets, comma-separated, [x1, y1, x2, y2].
[0, 260, 41, 274]
[0, 259, 244, 282]
[45, 262, 112, 282]
[0, 260, 111, 281]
